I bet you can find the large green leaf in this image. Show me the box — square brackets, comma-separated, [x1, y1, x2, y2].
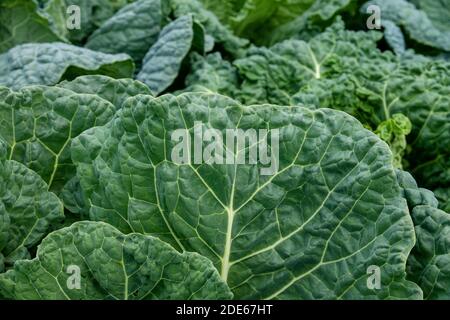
[86, 0, 162, 62]
[0, 221, 232, 300]
[0, 86, 116, 192]
[0, 139, 64, 271]
[396, 170, 450, 299]
[57, 75, 152, 110]
[137, 15, 196, 95]
[0, 43, 134, 90]
[0, 0, 66, 53]
[72, 92, 422, 299]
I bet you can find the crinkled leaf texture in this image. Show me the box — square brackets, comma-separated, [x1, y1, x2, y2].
[0, 139, 64, 272]
[0, 0, 66, 53]
[0, 86, 116, 192]
[56, 76, 152, 214]
[396, 170, 450, 299]
[434, 188, 450, 213]
[57, 75, 152, 110]
[410, 0, 450, 34]
[0, 221, 232, 300]
[0, 43, 134, 90]
[213, 20, 450, 175]
[184, 52, 240, 97]
[137, 15, 196, 95]
[72, 92, 422, 299]
[86, 0, 162, 62]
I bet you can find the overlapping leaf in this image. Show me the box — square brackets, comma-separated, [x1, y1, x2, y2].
[0, 86, 116, 192]
[196, 0, 355, 46]
[0, 221, 232, 299]
[137, 15, 199, 95]
[86, 0, 163, 62]
[0, 43, 134, 90]
[0, 139, 64, 272]
[57, 75, 152, 109]
[184, 52, 240, 97]
[397, 170, 450, 299]
[0, 0, 66, 53]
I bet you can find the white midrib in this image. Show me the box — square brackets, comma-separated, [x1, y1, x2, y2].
[221, 206, 234, 282]
[307, 46, 321, 79]
[221, 160, 238, 282]
[220, 112, 243, 282]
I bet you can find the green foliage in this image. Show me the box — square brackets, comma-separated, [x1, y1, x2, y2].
[71, 92, 422, 299]
[0, 0, 66, 53]
[0, 0, 448, 301]
[0, 221, 232, 299]
[85, 0, 162, 62]
[397, 170, 450, 299]
[0, 43, 134, 90]
[0, 138, 64, 272]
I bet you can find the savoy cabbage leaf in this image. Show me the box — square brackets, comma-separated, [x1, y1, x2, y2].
[0, 0, 66, 53]
[0, 43, 134, 90]
[85, 0, 163, 62]
[0, 221, 232, 299]
[196, 0, 356, 46]
[189, 20, 450, 176]
[137, 15, 199, 95]
[410, 0, 450, 34]
[0, 85, 116, 192]
[0, 139, 64, 272]
[57, 75, 153, 109]
[396, 170, 450, 299]
[72, 92, 422, 299]
[184, 52, 240, 97]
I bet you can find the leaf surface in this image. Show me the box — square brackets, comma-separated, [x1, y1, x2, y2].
[0, 43, 134, 90]
[0, 221, 232, 300]
[72, 92, 422, 299]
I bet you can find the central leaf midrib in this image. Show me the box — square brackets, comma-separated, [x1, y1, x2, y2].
[220, 111, 244, 282]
